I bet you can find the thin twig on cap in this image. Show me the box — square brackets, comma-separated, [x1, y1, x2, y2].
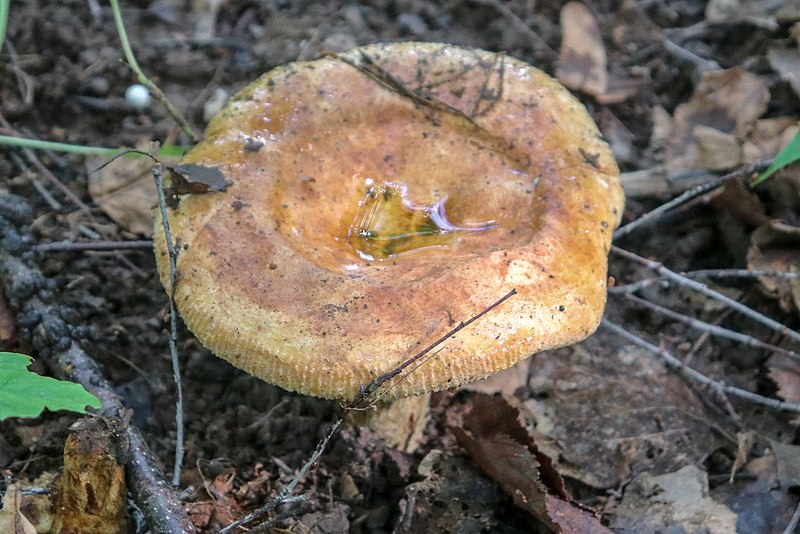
[601, 319, 800, 413]
[218, 289, 517, 532]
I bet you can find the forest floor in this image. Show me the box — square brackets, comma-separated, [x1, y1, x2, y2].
[2, 0, 800, 533]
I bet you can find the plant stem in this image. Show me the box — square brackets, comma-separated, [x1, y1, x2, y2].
[108, 0, 198, 143]
[0, 134, 187, 157]
[0, 0, 9, 56]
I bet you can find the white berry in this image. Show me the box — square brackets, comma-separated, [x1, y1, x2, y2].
[125, 84, 151, 110]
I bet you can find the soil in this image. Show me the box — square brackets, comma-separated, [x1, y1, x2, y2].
[2, 1, 800, 533]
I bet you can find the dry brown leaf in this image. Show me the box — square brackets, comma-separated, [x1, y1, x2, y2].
[713, 179, 769, 227]
[610, 465, 737, 533]
[767, 353, 800, 405]
[521, 339, 735, 490]
[557, 2, 608, 97]
[744, 118, 800, 162]
[747, 220, 800, 312]
[706, 0, 800, 29]
[730, 431, 755, 483]
[396, 449, 503, 532]
[453, 394, 610, 533]
[694, 124, 742, 171]
[768, 48, 800, 98]
[770, 440, 800, 488]
[0, 486, 37, 534]
[87, 154, 159, 236]
[668, 68, 770, 172]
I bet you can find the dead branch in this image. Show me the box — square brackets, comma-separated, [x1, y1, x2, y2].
[601, 319, 800, 413]
[0, 201, 195, 534]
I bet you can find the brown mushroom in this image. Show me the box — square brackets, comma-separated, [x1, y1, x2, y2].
[154, 43, 624, 409]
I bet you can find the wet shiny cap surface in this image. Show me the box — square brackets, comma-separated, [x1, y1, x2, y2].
[154, 42, 625, 400]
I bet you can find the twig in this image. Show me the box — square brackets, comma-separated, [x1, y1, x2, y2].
[217, 289, 517, 532]
[662, 38, 719, 73]
[465, 0, 557, 60]
[34, 239, 153, 253]
[685, 268, 800, 281]
[601, 319, 800, 413]
[783, 499, 800, 534]
[616, 292, 800, 362]
[217, 421, 341, 534]
[613, 160, 772, 239]
[108, 0, 198, 143]
[151, 152, 186, 488]
[356, 288, 517, 401]
[0, 251, 195, 533]
[612, 246, 800, 346]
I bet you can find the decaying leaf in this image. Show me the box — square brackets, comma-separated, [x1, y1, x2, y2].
[770, 440, 800, 488]
[668, 68, 770, 173]
[396, 449, 503, 532]
[747, 220, 800, 312]
[520, 338, 734, 490]
[694, 124, 742, 171]
[706, 0, 800, 30]
[610, 464, 738, 533]
[166, 164, 232, 196]
[453, 393, 610, 533]
[0, 486, 37, 534]
[767, 353, 800, 406]
[768, 48, 800, 98]
[87, 154, 160, 236]
[557, 2, 608, 98]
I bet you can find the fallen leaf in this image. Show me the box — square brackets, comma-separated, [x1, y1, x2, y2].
[668, 68, 770, 173]
[453, 394, 610, 533]
[0, 486, 37, 534]
[768, 48, 800, 98]
[770, 440, 800, 488]
[730, 431, 755, 483]
[767, 353, 800, 405]
[747, 220, 800, 312]
[87, 154, 160, 236]
[557, 2, 608, 97]
[520, 337, 735, 490]
[166, 164, 232, 196]
[396, 449, 502, 532]
[706, 0, 800, 30]
[610, 465, 738, 533]
[694, 124, 742, 171]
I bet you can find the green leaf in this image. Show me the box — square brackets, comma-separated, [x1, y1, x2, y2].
[752, 130, 800, 186]
[0, 352, 100, 421]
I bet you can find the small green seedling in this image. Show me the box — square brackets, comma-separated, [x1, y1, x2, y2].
[0, 352, 100, 420]
[752, 130, 800, 186]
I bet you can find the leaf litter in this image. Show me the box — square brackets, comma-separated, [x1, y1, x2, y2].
[3, 0, 800, 532]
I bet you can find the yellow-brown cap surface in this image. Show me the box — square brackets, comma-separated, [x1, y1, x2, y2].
[154, 42, 624, 401]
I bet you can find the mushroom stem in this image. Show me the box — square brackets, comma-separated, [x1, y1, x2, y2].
[347, 394, 431, 452]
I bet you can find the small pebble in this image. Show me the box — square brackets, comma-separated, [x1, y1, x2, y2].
[125, 83, 151, 110]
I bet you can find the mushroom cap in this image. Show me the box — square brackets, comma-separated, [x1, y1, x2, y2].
[154, 42, 624, 401]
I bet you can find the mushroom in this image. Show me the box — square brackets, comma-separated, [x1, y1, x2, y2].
[154, 42, 624, 444]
